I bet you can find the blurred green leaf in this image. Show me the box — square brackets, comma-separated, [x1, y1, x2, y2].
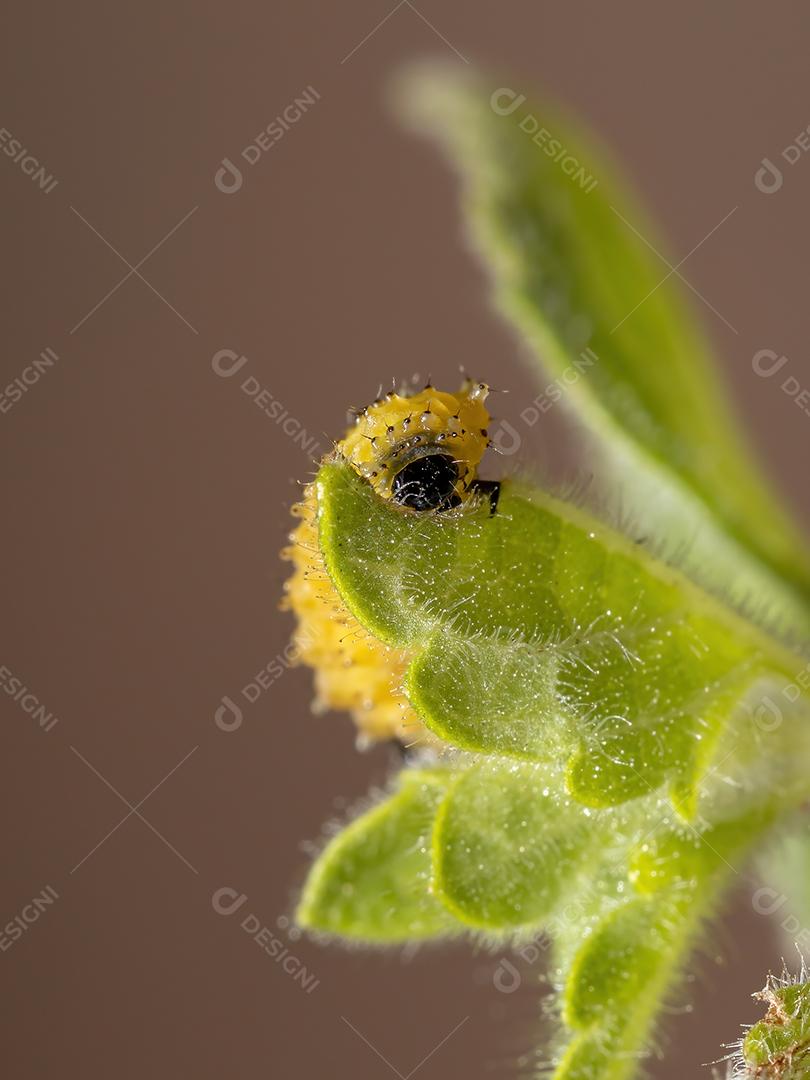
[395, 62, 810, 634]
[629, 805, 776, 894]
[755, 813, 810, 952]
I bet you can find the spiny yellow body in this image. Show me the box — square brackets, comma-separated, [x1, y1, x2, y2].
[282, 380, 491, 745]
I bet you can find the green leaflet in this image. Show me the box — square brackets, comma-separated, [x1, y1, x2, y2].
[433, 760, 606, 931]
[556, 892, 703, 1080]
[296, 769, 457, 943]
[394, 62, 810, 635]
[317, 461, 803, 812]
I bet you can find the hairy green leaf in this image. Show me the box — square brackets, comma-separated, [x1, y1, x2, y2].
[556, 892, 703, 1080]
[296, 769, 457, 943]
[433, 760, 603, 931]
[318, 461, 804, 812]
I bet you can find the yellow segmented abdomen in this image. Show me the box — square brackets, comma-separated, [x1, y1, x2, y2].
[282, 380, 491, 746]
[281, 484, 424, 744]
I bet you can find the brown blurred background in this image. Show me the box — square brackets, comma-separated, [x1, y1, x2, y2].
[2, 2, 809, 1077]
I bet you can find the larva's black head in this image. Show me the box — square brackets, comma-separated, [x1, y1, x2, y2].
[390, 453, 460, 512]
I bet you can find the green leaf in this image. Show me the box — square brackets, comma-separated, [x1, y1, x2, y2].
[394, 62, 810, 634]
[296, 769, 457, 943]
[564, 895, 673, 1029]
[432, 759, 603, 931]
[556, 892, 704, 1080]
[318, 461, 803, 811]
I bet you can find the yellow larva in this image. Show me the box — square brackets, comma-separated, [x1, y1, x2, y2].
[281, 379, 492, 745]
